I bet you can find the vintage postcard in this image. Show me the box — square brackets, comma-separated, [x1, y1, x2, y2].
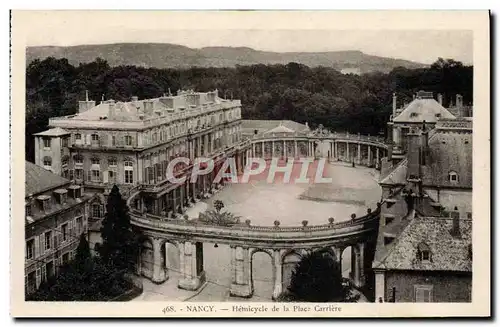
[10, 10, 490, 318]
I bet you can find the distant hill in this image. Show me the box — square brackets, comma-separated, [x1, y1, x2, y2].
[26, 43, 427, 73]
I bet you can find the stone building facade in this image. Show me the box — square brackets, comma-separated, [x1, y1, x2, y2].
[373, 91, 473, 302]
[25, 161, 95, 296]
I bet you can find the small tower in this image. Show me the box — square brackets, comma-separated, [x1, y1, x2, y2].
[33, 127, 71, 177]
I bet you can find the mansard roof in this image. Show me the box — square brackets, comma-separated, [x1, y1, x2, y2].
[393, 98, 456, 123]
[241, 120, 309, 136]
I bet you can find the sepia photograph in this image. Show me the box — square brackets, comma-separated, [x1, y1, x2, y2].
[10, 10, 490, 317]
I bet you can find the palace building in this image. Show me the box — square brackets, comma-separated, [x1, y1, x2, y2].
[33, 89, 247, 218]
[25, 161, 95, 296]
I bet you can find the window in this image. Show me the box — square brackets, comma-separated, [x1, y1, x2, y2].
[152, 132, 158, 143]
[76, 217, 83, 236]
[44, 231, 52, 251]
[91, 157, 100, 165]
[75, 133, 82, 141]
[61, 223, 68, 242]
[91, 169, 100, 182]
[43, 156, 52, 168]
[414, 285, 433, 302]
[61, 156, 69, 168]
[26, 239, 35, 259]
[26, 271, 36, 294]
[25, 204, 31, 217]
[467, 212, 472, 219]
[385, 216, 394, 225]
[91, 134, 99, 142]
[43, 138, 51, 149]
[108, 157, 117, 167]
[417, 242, 431, 262]
[62, 137, 69, 148]
[435, 113, 441, 118]
[108, 170, 116, 183]
[449, 171, 459, 183]
[92, 204, 103, 218]
[125, 170, 133, 184]
[384, 237, 395, 246]
[410, 112, 419, 118]
[62, 252, 69, 265]
[125, 135, 132, 146]
[111, 135, 116, 146]
[74, 155, 83, 165]
[75, 169, 83, 180]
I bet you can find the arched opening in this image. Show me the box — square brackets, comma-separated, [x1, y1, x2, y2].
[199, 242, 231, 291]
[281, 251, 302, 292]
[341, 246, 353, 280]
[250, 249, 274, 300]
[164, 242, 179, 277]
[141, 239, 154, 279]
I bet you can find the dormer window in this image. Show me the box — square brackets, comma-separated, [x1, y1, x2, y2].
[54, 189, 68, 205]
[25, 201, 32, 217]
[417, 242, 431, 262]
[435, 113, 441, 118]
[43, 156, 52, 170]
[410, 112, 419, 118]
[449, 171, 459, 183]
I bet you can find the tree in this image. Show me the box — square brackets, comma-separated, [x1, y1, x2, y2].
[74, 233, 91, 269]
[198, 200, 241, 226]
[281, 250, 360, 302]
[99, 185, 140, 271]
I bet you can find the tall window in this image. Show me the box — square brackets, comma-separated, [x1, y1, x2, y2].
[44, 231, 52, 251]
[43, 138, 51, 149]
[26, 239, 35, 259]
[91, 134, 99, 142]
[75, 169, 83, 180]
[91, 169, 100, 182]
[76, 217, 83, 236]
[62, 137, 69, 148]
[92, 203, 103, 218]
[125, 135, 132, 146]
[417, 242, 431, 262]
[75, 133, 82, 142]
[61, 223, 68, 242]
[74, 155, 83, 165]
[91, 157, 100, 165]
[111, 135, 116, 146]
[124, 161, 134, 184]
[61, 156, 69, 168]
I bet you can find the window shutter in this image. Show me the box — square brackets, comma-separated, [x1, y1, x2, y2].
[40, 234, 45, 254]
[36, 268, 41, 289]
[33, 236, 39, 259]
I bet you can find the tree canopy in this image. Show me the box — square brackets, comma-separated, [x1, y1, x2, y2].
[281, 250, 360, 302]
[25, 57, 472, 162]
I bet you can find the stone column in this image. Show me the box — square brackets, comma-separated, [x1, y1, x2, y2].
[357, 143, 361, 164]
[368, 146, 372, 166]
[152, 237, 167, 284]
[252, 142, 256, 157]
[185, 181, 191, 207]
[352, 245, 361, 287]
[272, 141, 275, 158]
[283, 140, 286, 158]
[261, 142, 264, 158]
[358, 242, 365, 288]
[178, 241, 206, 291]
[374, 270, 385, 303]
[376, 147, 380, 162]
[230, 246, 253, 297]
[272, 250, 283, 300]
[179, 184, 184, 213]
[294, 140, 298, 158]
[346, 142, 350, 161]
[172, 188, 178, 216]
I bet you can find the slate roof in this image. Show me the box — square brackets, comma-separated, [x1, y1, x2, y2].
[393, 98, 456, 123]
[25, 161, 70, 196]
[33, 127, 70, 137]
[421, 128, 472, 188]
[374, 216, 472, 272]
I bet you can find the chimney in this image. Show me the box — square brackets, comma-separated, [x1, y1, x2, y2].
[421, 121, 429, 165]
[392, 93, 397, 117]
[438, 93, 443, 106]
[143, 100, 154, 115]
[78, 92, 96, 113]
[456, 94, 463, 117]
[108, 101, 116, 119]
[406, 127, 422, 181]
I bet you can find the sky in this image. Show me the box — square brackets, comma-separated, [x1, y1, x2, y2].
[18, 11, 473, 65]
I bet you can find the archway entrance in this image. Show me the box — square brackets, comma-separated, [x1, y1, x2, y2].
[281, 251, 303, 293]
[250, 249, 273, 300]
[341, 246, 353, 280]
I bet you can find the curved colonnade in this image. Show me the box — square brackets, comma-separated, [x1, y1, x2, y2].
[128, 132, 389, 300]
